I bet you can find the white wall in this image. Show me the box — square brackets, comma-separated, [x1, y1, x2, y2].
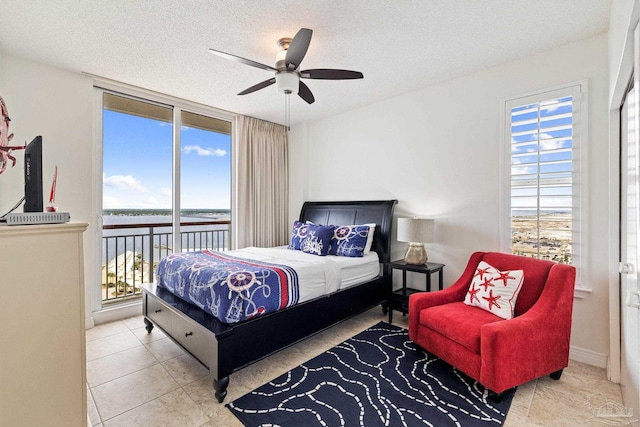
[289, 34, 611, 361]
[0, 54, 95, 325]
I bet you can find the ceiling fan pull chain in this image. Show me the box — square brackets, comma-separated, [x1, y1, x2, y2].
[285, 94, 291, 131]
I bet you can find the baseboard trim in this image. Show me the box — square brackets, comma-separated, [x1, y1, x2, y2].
[570, 345, 608, 368]
[91, 301, 143, 326]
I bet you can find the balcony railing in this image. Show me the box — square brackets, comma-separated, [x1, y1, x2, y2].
[101, 220, 230, 304]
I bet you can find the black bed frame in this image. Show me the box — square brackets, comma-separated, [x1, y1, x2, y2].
[141, 200, 397, 402]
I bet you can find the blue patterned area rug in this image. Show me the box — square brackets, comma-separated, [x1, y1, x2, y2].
[227, 322, 515, 427]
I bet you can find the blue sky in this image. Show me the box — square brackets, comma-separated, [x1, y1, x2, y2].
[103, 111, 231, 210]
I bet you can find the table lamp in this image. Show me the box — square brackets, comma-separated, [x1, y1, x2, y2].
[397, 217, 434, 265]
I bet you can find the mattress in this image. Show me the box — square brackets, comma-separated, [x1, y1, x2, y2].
[238, 246, 380, 295]
[329, 251, 380, 289]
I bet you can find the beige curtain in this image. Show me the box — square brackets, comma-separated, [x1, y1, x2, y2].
[236, 116, 289, 248]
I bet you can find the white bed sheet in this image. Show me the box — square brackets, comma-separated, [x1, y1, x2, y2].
[329, 251, 380, 289]
[230, 247, 380, 303]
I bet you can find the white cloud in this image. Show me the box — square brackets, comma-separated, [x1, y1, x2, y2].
[102, 196, 122, 209]
[512, 165, 536, 175]
[527, 132, 567, 150]
[141, 197, 159, 207]
[540, 98, 565, 113]
[541, 139, 566, 150]
[161, 188, 172, 197]
[103, 174, 147, 192]
[530, 132, 553, 141]
[183, 145, 227, 157]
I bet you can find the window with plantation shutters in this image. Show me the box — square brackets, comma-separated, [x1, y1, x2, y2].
[504, 83, 584, 280]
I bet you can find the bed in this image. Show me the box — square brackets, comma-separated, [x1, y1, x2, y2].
[141, 200, 397, 402]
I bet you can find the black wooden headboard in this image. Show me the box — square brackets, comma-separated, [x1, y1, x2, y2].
[298, 200, 398, 264]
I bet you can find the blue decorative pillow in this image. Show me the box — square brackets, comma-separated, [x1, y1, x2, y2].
[289, 221, 309, 250]
[328, 224, 373, 257]
[300, 224, 334, 256]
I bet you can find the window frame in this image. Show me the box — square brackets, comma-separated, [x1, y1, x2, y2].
[92, 79, 237, 313]
[499, 80, 590, 297]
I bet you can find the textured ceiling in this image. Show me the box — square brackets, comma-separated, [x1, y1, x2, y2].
[0, 0, 611, 126]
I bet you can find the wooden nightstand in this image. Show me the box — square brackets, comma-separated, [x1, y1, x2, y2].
[387, 260, 445, 324]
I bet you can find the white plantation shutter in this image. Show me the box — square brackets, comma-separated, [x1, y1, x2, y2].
[505, 83, 584, 280]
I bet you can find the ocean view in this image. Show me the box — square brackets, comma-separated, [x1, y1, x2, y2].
[103, 208, 230, 225]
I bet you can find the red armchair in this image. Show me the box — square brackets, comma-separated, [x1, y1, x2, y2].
[408, 251, 576, 399]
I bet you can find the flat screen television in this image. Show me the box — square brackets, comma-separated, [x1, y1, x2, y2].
[24, 136, 43, 212]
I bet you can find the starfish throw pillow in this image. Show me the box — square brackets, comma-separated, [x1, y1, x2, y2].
[463, 260, 525, 320]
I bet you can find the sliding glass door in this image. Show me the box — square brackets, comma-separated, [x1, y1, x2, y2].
[97, 89, 233, 308]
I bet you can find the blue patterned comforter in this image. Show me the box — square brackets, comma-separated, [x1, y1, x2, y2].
[156, 250, 300, 324]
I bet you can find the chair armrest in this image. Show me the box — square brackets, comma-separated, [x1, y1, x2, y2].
[479, 263, 576, 392]
[408, 251, 486, 339]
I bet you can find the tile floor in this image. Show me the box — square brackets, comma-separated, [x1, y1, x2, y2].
[86, 308, 627, 426]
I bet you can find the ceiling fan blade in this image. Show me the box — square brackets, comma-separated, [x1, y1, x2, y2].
[238, 78, 276, 95]
[298, 81, 315, 104]
[301, 69, 364, 80]
[285, 28, 313, 70]
[209, 48, 278, 72]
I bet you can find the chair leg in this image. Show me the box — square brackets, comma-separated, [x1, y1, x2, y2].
[488, 390, 503, 403]
[550, 369, 563, 380]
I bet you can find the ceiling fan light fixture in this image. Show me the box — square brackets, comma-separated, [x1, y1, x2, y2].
[275, 37, 292, 70]
[275, 49, 287, 70]
[275, 71, 299, 95]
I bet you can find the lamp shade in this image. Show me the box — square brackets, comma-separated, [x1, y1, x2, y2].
[397, 218, 434, 243]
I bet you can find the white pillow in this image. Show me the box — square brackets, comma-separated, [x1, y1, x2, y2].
[463, 260, 524, 320]
[362, 223, 376, 255]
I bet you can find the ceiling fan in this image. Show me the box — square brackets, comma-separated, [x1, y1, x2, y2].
[209, 28, 363, 105]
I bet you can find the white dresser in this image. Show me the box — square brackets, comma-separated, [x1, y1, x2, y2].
[0, 222, 88, 427]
